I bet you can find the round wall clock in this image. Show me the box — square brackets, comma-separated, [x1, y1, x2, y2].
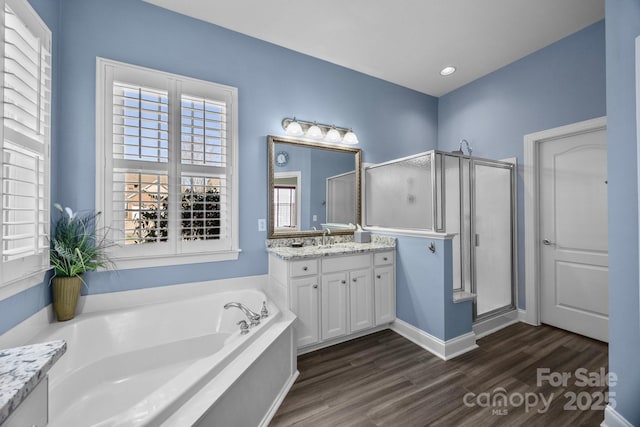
[275, 151, 289, 167]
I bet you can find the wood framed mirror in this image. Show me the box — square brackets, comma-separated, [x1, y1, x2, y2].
[267, 135, 361, 239]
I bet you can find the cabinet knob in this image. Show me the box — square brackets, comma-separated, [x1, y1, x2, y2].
[302, 266, 308, 271]
[383, 257, 388, 261]
[312, 284, 318, 289]
[341, 280, 346, 284]
[352, 278, 357, 282]
[376, 275, 381, 279]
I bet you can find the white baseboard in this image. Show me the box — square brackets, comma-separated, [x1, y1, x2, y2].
[390, 319, 477, 361]
[602, 405, 634, 427]
[517, 309, 527, 321]
[260, 370, 299, 427]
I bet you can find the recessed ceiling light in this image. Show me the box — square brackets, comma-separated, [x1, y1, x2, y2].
[440, 66, 456, 76]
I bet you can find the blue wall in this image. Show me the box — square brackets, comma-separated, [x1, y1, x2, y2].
[0, 0, 438, 334]
[605, 0, 640, 423]
[438, 21, 606, 308]
[394, 235, 472, 340]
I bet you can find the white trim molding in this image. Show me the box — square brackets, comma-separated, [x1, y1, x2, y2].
[391, 319, 478, 361]
[602, 405, 634, 427]
[523, 116, 607, 326]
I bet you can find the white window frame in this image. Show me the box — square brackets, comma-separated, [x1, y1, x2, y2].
[96, 58, 239, 270]
[0, 0, 51, 298]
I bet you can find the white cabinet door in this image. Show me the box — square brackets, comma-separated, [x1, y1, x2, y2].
[321, 272, 349, 340]
[291, 276, 320, 347]
[374, 265, 395, 325]
[349, 268, 373, 333]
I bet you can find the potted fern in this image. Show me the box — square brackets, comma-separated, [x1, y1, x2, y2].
[50, 204, 113, 321]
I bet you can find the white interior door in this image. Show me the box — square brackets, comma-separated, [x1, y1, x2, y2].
[539, 128, 608, 342]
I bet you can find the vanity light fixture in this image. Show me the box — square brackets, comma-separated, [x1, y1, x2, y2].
[281, 117, 359, 144]
[325, 126, 342, 143]
[342, 129, 359, 145]
[440, 66, 456, 76]
[306, 122, 323, 139]
[284, 117, 304, 136]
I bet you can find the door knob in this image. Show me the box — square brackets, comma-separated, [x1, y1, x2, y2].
[543, 239, 552, 246]
[312, 284, 318, 289]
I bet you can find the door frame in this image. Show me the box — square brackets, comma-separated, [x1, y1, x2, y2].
[523, 116, 607, 326]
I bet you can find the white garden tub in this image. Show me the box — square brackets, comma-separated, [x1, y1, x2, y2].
[27, 285, 297, 427]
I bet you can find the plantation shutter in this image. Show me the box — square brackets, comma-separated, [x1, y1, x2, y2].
[0, 0, 51, 285]
[111, 82, 170, 246]
[179, 94, 228, 243]
[100, 59, 237, 266]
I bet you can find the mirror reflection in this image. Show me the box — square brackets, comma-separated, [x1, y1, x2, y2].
[268, 136, 361, 238]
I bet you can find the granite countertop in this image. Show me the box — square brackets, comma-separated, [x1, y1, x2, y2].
[0, 340, 66, 425]
[267, 236, 396, 260]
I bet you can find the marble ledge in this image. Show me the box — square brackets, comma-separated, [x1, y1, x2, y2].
[0, 340, 67, 425]
[267, 236, 396, 260]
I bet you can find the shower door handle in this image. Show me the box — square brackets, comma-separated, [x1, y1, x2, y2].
[543, 239, 553, 246]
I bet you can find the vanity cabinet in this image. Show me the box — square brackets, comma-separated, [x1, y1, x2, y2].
[321, 268, 373, 340]
[268, 249, 395, 351]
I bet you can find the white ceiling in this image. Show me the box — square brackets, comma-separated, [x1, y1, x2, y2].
[143, 0, 604, 97]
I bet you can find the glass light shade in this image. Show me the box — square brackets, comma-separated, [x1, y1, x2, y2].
[306, 123, 323, 139]
[285, 120, 303, 136]
[342, 130, 359, 145]
[440, 66, 456, 76]
[325, 127, 341, 143]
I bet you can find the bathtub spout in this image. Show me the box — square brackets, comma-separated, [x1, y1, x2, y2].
[224, 302, 261, 326]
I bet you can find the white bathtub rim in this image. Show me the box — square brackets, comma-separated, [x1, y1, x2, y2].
[44, 289, 277, 394]
[92, 310, 290, 427]
[160, 310, 296, 427]
[46, 303, 282, 427]
[31, 287, 275, 388]
[78, 274, 269, 315]
[0, 274, 269, 350]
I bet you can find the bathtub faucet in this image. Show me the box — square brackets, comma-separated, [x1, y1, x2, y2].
[224, 302, 261, 326]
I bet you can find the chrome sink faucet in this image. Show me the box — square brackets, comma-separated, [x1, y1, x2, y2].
[322, 228, 331, 246]
[224, 302, 261, 326]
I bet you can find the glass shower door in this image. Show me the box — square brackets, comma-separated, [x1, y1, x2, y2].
[471, 159, 515, 319]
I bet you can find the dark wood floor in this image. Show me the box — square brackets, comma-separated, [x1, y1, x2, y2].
[270, 323, 608, 426]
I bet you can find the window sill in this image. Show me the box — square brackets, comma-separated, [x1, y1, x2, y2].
[0, 267, 51, 301]
[110, 249, 242, 270]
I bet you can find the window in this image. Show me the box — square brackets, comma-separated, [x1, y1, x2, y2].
[0, 0, 51, 289]
[96, 58, 239, 269]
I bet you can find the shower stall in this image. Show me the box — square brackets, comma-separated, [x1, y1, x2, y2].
[365, 151, 516, 321]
